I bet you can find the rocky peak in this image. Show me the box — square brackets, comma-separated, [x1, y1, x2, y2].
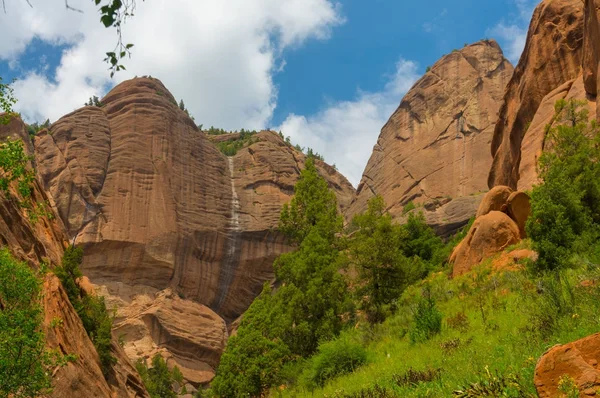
[346, 40, 513, 232]
[33, 77, 354, 384]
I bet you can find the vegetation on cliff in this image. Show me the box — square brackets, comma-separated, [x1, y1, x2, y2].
[55, 246, 116, 377]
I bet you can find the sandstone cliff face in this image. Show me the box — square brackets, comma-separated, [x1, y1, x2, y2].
[347, 40, 513, 230]
[0, 117, 147, 397]
[488, 0, 585, 189]
[34, 77, 355, 383]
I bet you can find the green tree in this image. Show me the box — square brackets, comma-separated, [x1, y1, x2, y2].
[526, 99, 600, 271]
[213, 158, 352, 396]
[0, 249, 52, 397]
[135, 354, 182, 398]
[279, 158, 341, 243]
[350, 196, 425, 322]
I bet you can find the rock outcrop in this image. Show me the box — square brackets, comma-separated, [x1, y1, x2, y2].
[535, 332, 600, 397]
[488, 0, 585, 189]
[0, 116, 147, 397]
[347, 40, 513, 232]
[450, 186, 530, 277]
[34, 77, 355, 384]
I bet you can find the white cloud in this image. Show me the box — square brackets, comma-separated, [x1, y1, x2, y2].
[277, 59, 420, 187]
[488, 23, 527, 64]
[1, 0, 343, 128]
[488, 0, 537, 64]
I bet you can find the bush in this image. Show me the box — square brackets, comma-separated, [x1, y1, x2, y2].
[402, 201, 416, 215]
[302, 334, 368, 388]
[136, 354, 182, 398]
[0, 249, 52, 397]
[526, 99, 600, 271]
[55, 246, 116, 377]
[409, 292, 442, 343]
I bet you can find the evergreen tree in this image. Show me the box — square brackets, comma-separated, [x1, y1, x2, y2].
[213, 158, 352, 396]
[527, 99, 600, 271]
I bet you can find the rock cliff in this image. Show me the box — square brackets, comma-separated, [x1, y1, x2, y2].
[347, 40, 513, 233]
[488, 0, 586, 189]
[33, 77, 355, 383]
[0, 116, 148, 397]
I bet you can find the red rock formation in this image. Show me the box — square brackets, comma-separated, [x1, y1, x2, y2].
[583, 0, 600, 98]
[535, 332, 600, 397]
[34, 77, 355, 384]
[450, 211, 521, 277]
[450, 186, 530, 276]
[0, 116, 147, 397]
[347, 40, 513, 230]
[488, 0, 585, 189]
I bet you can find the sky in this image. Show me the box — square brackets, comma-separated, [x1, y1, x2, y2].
[0, 0, 537, 187]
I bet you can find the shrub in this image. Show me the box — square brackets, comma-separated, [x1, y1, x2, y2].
[446, 311, 469, 331]
[393, 367, 441, 387]
[453, 366, 534, 397]
[0, 249, 53, 397]
[136, 354, 182, 398]
[402, 201, 416, 215]
[409, 292, 442, 343]
[55, 246, 116, 377]
[303, 334, 368, 388]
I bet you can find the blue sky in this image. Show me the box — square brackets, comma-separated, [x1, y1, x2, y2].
[0, 0, 535, 186]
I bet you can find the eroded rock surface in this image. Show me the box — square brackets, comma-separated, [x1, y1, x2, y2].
[347, 40, 512, 231]
[535, 332, 600, 397]
[34, 77, 355, 384]
[488, 0, 585, 189]
[450, 186, 530, 277]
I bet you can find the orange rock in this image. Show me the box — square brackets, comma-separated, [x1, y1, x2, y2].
[347, 40, 513, 230]
[475, 186, 513, 218]
[506, 191, 531, 238]
[535, 333, 600, 397]
[77, 276, 96, 297]
[583, 0, 600, 97]
[450, 211, 521, 277]
[489, 0, 584, 189]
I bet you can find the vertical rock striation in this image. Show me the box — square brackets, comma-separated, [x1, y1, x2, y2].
[346, 40, 513, 233]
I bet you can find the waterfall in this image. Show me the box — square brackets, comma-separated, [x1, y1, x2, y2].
[212, 157, 242, 312]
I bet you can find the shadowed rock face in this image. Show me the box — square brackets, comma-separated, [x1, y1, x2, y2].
[0, 116, 148, 397]
[346, 40, 513, 229]
[488, 0, 585, 189]
[34, 77, 355, 383]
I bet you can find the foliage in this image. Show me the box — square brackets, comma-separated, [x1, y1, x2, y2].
[26, 119, 51, 137]
[55, 246, 116, 377]
[453, 366, 534, 397]
[0, 249, 53, 397]
[306, 147, 324, 161]
[205, 126, 228, 135]
[0, 77, 17, 124]
[94, 0, 143, 76]
[301, 334, 367, 388]
[526, 99, 600, 271]
[350, 196, 425, 322]
[0, 138, 35, 199]
[136, 354, 183, 398]
[213, 158, 351, 396]
[392, 367, 441, 387]
[409, 289, 442, 343]
[402, 201, 416, 214]
[557, 375, 579, 398]
[84, 96, 102, 107]
[279, 158, 341, 243]
[215, 129, 258, 156]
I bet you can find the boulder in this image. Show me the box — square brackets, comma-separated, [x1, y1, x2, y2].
[450, 211, 521, 277]
[535, 332, 600, 397]
[506, 191, 531, 238]
[475, 186, 514, 218]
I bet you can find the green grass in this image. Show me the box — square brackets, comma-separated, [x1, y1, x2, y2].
[275, 254, 600, 397]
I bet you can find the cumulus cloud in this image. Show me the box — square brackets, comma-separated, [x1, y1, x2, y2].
[1, 0, 343, 128]
[277, 59, 420, 187]
[488, 0, 537, 64]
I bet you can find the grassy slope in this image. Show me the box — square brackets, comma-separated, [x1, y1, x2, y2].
[277, 241, 600, 397]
